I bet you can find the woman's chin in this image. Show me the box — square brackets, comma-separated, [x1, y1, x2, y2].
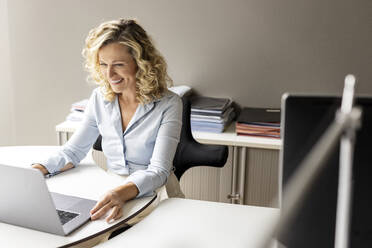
[110, 84, 124, 93]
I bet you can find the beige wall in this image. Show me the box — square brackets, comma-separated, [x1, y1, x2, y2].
[0, 0, 15, 145]
[2, 0, 372, 145]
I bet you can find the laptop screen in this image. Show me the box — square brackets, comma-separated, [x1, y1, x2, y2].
[278, 95, 372, 248]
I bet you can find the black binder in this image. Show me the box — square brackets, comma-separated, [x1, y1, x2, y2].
[190, 96, 232, 113]
[237, 107, 280, 125]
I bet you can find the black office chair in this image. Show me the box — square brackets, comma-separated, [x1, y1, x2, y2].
[171, 96, 228, 180]
[92, 96, 228, 181]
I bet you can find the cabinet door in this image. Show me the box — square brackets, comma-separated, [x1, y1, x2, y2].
[57, 131, 73, 145]
[179, 146, 233, 203]
[243, 148, 279, 207]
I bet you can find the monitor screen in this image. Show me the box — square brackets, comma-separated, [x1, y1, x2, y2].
[278, 95, 372, 248]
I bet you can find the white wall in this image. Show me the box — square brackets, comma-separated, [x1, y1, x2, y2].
[0, 0, 15, 145]
[3, 0, 372, 145]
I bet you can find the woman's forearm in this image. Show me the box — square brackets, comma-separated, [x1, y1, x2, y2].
[60, 162, 74, 172]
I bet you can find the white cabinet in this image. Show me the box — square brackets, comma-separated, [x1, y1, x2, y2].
[179, 146, 234, 204]
[180, 146, 279, 207]
[184, 124, 281, 207]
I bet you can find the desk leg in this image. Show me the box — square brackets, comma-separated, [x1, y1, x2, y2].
[229, 146, 239, 204]
[228, 147, 248, 205]
[238, 147, 247, 205]
[57, 131, 62, 145]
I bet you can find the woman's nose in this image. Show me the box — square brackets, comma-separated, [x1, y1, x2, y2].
[107, 65, 116, 78]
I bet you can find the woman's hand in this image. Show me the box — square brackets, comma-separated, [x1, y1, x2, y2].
[90, 182, 139, 223]
[32, 163, 74, 175]
[90, 189, 125, 223]
[32, 163, 49, 175]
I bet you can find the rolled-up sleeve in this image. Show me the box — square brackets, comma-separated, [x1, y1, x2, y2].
[126, 96, 182, 197]
[40, 90, 100, 174]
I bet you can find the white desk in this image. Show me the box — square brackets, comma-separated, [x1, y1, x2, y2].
[96, 198, 279, 248]
[0, 146, 156, 248]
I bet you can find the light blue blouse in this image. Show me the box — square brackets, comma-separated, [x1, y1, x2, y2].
[42, 88, 183, 197]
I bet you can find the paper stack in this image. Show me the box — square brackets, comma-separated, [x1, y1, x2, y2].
[66, 99, 88, 122]
[190, 96, 235, 133]
[168, 85, 192, 97]
[236, 108, 280, 138]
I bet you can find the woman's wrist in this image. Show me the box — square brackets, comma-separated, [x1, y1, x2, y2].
[114, 182, 139, 203]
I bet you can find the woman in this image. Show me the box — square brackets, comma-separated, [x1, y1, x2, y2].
[32, 19, 183, 223]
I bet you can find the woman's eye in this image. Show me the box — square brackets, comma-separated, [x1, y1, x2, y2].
[114, 64, 124, 67]
[99, 63, 107, 67]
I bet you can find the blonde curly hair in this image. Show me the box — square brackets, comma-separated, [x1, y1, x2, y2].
[82, 19, 173, 103]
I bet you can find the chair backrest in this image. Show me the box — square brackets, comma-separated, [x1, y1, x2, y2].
[172, 96, 228, 179]
[93, 96, 229, 180]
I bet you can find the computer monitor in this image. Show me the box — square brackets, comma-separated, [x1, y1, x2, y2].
[278, 94, 372, 248]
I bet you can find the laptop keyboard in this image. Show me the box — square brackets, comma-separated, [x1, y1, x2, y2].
[57, 209, 79, 225]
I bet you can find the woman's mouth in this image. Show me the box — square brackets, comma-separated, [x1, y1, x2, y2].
[110, 79, 123, 85]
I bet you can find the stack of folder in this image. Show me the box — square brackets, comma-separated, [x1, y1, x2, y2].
[190, 96, 235, 133]
[66, 99, 88, 122]
[236, 107, 281, 138]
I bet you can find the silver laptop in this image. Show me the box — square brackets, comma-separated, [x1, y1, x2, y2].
[0, 164, 97, 236]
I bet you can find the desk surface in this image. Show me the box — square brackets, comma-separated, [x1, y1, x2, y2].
[96, 198, 279, 248]
[0, 146, 155, 248]
[56, 120, 282, 150]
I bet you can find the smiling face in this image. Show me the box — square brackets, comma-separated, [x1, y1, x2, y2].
[98, 42, 138, 95]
